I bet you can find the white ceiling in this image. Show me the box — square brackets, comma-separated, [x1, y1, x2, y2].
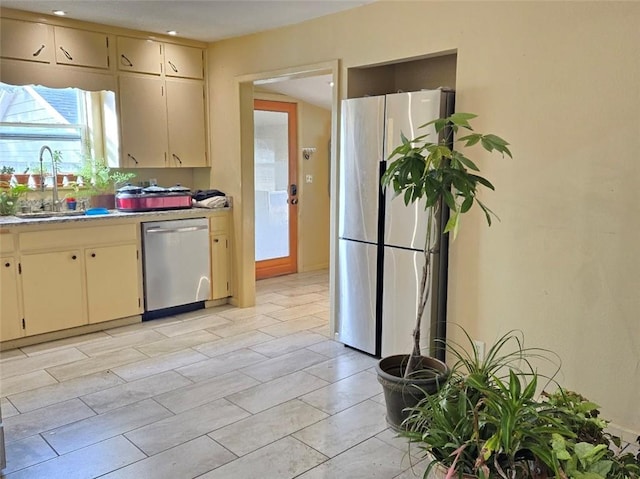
[1, 0, 372, 43]
[2, 0, 362, 109]
[256, 74, 334, 110]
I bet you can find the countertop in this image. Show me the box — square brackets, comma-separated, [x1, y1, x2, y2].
[0, 207, 231, 229]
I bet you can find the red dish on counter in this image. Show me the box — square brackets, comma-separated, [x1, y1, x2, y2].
[115, 184, 193, 212]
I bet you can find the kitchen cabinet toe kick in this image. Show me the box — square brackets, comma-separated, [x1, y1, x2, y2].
[0, 315, 141, 351]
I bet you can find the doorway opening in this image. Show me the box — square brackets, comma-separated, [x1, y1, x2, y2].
[236, 60, 339, 310]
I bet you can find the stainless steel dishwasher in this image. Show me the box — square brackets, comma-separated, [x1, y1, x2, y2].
[141, 217, 211, 318]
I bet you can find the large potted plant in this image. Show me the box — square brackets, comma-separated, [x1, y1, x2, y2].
[375, 112, 512, 429]
[402, 329, 640, 479]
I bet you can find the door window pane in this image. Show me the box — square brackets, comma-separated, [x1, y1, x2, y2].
[254, 109, 290, 261]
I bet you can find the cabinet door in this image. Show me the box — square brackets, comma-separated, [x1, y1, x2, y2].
[119, 74, 168, 167]
[211, 233, 230, 299]
[116, 36, 162, 74]
[0, 257, 23, 341]
[0, 19, 52, 63]
[86, 244, 141, 324]
[21, 251, 85, 336]
[54, 26, 109, 69]
[164, 43, 203, 79]
[166, 79, 207, 167]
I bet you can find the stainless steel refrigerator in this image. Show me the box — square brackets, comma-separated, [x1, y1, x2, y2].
[336, 89, 455, 358]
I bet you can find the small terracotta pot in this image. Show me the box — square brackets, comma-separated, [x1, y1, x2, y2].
[90, 194, 116, 209]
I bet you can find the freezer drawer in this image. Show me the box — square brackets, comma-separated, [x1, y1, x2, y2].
[336, 239, 379, 355]
[381, 246, 434, 358]
[142, 218, 211, 312]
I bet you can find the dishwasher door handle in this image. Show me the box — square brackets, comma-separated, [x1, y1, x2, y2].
[146, 225, 209, 234]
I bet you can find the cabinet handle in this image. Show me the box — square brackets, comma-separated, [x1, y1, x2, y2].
[121, 54, 133, 67]
[91, 253, 96, 258]
[172, 154, 182, 165]
[127, 153, 139, 165]
[4, 262, 10, 267]
[168, 60, 178, 72]
[214, 239, 219, 243]
[32, 44, 45, 57]
[71, 255, 77, 260]
[59, 46, 73, 61]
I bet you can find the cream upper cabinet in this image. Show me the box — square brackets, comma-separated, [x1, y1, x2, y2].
[164, 43, 204, 80]
[21, 250, 85, 336]
[0, 18, 53, 63]
[53, 26, 110, 69]
[85, 244, 141, 323]
[116, 36, 162, 75]
[119, 74, 168, 167]
[166, 78, 207, 167]
[0, 257, 23, 341]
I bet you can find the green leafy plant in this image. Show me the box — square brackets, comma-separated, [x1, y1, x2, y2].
[402, 330, 640, 479]
[0, 181, 29, 215]
[381, 113, 512, 377]
[76, 157, 136, 195]
[546, 390, 640, 479]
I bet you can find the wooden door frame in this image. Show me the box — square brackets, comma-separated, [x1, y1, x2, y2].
[254, 99, 298, 280]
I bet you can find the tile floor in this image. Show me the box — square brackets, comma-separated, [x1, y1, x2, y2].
[0, 270, 428, 479]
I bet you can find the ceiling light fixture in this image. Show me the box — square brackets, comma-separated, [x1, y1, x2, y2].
[52, 10, 66, 16]
[167, 30, 177, 36]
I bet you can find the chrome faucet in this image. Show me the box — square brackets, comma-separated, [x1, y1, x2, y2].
[39, 145, 59, 211]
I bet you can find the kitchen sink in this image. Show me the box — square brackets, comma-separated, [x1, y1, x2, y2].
[16, 211, 86, 219]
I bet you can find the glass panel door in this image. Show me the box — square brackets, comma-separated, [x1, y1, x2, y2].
[254, 100, 298, 279]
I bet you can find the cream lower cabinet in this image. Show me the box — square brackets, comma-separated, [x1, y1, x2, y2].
[0, 257, 22, 341]
[211, 233, 230, 299]
[21, 250, 85, 336]
[16, 224, 142, 338]
[86, 244, 140, 323]
[210, 213, 231, 299]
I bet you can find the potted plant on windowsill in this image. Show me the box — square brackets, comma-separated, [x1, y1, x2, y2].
[0, 181, 29, 216]
[375, 113, 512, 430]
[76, 157, 136, 209]
[401, 329, 640, 479]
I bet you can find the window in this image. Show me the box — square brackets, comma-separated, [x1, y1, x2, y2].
[0, 82, 118, 175]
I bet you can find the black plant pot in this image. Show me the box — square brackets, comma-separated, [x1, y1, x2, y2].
[376, 354, 449, 431]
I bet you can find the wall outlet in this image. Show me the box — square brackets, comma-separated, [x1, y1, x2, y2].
[305, 174, 313, 183]
[473, 340, 486, 361]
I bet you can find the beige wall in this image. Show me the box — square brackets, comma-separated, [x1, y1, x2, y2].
[207, 1, 640, 434]
[297, 101, 331, 272]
